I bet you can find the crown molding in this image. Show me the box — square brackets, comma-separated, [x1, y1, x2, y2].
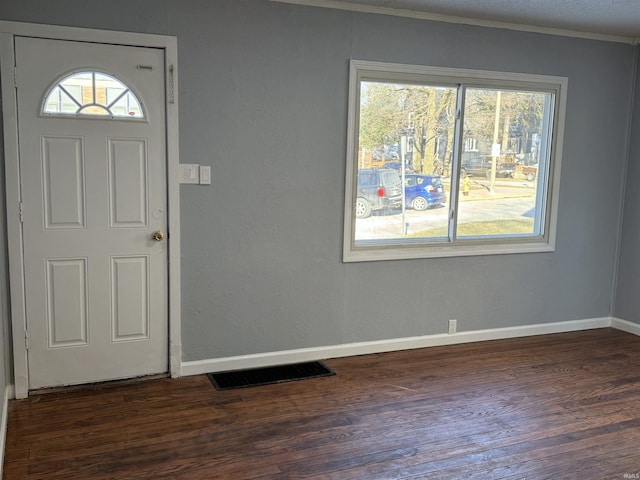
[271, 0, 638, 45]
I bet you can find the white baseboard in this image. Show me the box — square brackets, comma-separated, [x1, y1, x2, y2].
[611, 317, 640, 336]
[0, 384, 12, 480]
[181, 316, 612, 376]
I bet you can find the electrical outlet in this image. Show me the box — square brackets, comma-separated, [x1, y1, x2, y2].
[448, 319, 457, 335]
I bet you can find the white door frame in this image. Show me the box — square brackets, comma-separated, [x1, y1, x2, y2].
[0, 21, 182, 399]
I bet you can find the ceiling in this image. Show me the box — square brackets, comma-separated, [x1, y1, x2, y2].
[274, 0, 640, 43]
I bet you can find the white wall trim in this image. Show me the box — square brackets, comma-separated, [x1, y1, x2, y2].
[611, 317, 640, 336]
[270, 0, 638, 45]
[0, 20, 181, 398]
[0, 384, 13, 480]
[181, 317, 611, 376]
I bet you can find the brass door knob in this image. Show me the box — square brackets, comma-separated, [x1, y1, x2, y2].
[152, 230, 164, 242]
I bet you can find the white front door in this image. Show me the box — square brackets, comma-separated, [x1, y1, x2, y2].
[15, 36, 168, 390]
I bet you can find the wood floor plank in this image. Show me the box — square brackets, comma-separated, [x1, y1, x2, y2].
[5, 328, 640, 479]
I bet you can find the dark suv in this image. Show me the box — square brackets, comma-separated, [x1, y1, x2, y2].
[356, 168, 402, 218]
[461, 156, 515, 178]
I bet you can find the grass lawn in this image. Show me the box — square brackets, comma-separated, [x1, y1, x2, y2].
[408, 218, 535, 237]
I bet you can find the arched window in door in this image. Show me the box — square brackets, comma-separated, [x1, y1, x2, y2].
[43, 71, 144, 119]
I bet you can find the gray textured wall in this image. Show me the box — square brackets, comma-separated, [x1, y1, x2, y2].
[0, 0, 635, 363]
[614, 48, 640, 323]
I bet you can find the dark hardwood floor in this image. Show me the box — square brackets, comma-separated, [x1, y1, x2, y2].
[5, 328, 640, 479]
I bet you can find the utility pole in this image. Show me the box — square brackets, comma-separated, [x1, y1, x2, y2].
[400, 116, 415, 236]
[420, 125, 426, 173]
[490, 91, 502, 194]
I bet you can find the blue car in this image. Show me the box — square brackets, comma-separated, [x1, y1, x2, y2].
[404, 174, 446, 210]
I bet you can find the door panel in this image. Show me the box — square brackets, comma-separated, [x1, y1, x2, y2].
[46, 258, 89, 347]
[15, 36, 168, 389]
[108, 138, 149, 227]
[110, 255, 150, 341]
[42, 136, 86, 229]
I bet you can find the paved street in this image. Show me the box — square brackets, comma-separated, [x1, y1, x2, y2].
[355, 179, 538, 240]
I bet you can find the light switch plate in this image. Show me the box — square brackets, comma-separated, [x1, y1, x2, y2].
[179, 164, 199, 184]
[199, 166, 211, 185]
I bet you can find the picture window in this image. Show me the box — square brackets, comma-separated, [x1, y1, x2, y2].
[344, 61, 567, 262]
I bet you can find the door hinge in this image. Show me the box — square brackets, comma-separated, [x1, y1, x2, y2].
[24, 331, 29, 350]
[18, 202, 23, 223]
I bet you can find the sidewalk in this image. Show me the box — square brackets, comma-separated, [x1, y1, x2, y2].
[442, 177, 536, 202]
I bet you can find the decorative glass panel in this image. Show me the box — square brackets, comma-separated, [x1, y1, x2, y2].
[43, 71, 144, 119]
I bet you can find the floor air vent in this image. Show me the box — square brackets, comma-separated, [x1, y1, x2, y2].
[207, 361, 335, 390]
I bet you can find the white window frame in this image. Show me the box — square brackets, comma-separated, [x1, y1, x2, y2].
[343, 60, 567, 262]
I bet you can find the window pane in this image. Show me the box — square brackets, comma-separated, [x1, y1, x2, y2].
[457, 88, 552, 239]
[60, 73, 90, 105]
[79, 105, 111, 116]
[108, 91, 144, 118]
[355, 81, 456, 244]
[44, 86, 81, 114]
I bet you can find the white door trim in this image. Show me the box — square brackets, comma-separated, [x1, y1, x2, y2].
[0, 21, 182, 399]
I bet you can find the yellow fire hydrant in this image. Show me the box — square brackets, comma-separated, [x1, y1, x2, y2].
[462, 173, 470, 196]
